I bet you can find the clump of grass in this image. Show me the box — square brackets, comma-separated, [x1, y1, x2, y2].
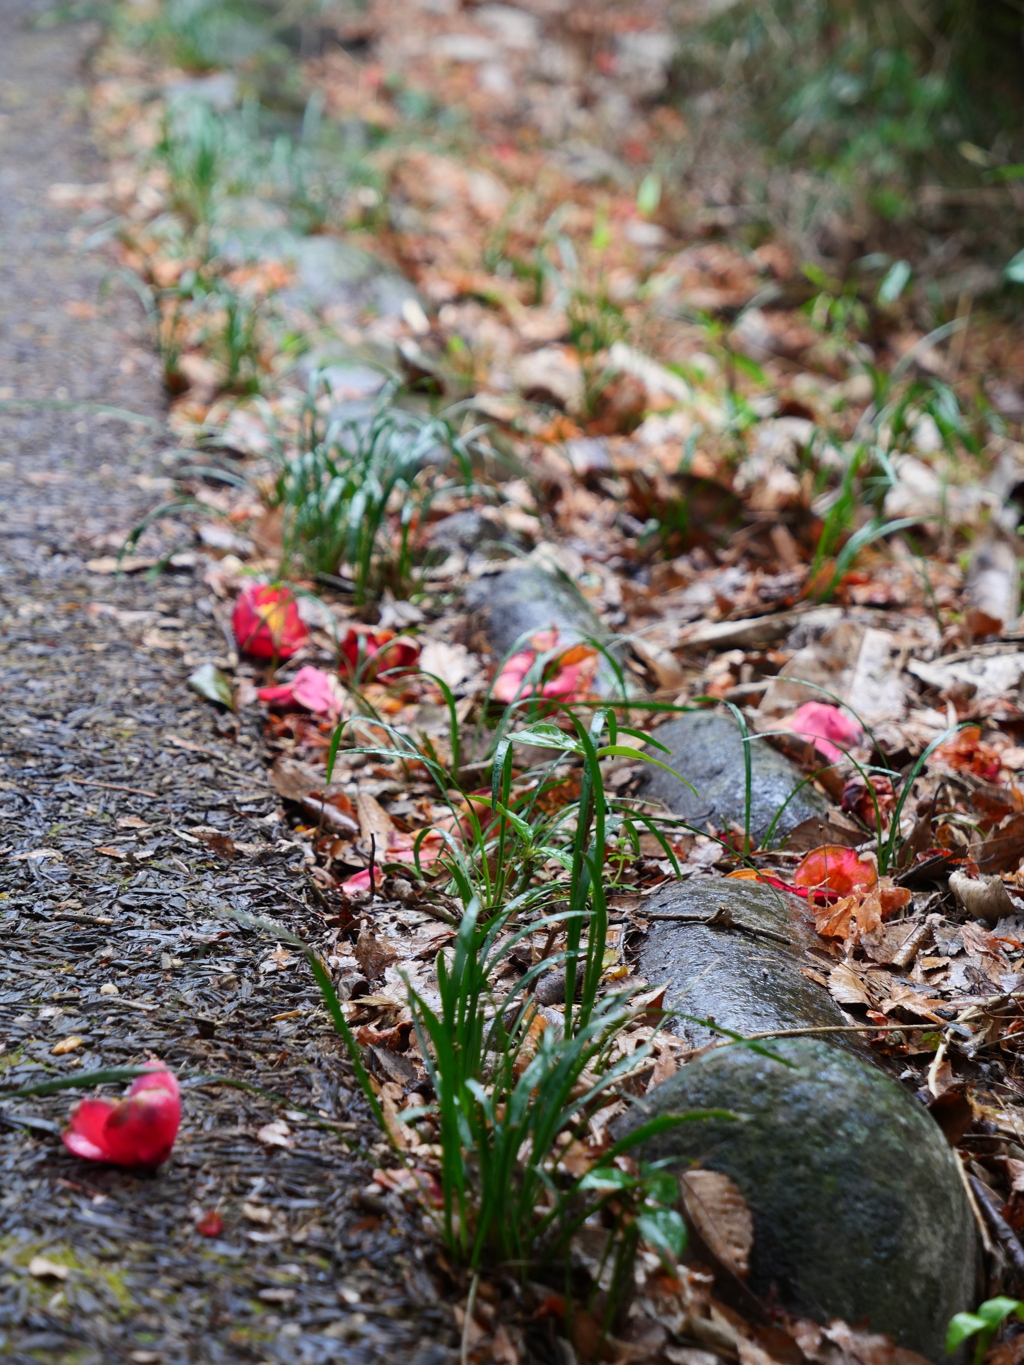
[272, 379, 482, 606]
[304, 706, 725, 1338]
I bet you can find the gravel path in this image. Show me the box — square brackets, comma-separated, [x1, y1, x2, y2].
[0, 7, 451, 1362]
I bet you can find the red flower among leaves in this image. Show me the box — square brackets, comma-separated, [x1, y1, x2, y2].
[257, 665, 345, 718]
[793, 844, 877, 898]
[62, 1066, 181, 1167]
[784, 702, 863, 763]
[492, 629, 598, 705]
[339, 627, 420, 680]
[232, 584, 308, 660]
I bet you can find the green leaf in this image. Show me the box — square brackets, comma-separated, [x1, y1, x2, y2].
[1006, 249, 1024, 285]
[512, 725, 583, 753]
[495, 801, 535, 845]
[636, 172, 661, 218]
[732, 352, 766, 384]
[579, 1166, 636, 1193]
[945, 1313, 987, 1353]
[189, 662, 235, 710]
[878, 259, 912, 304]
[977, 1298, 1024, 1328]
[536, 846, 574, 870]
[637, 1207, 687, 1260]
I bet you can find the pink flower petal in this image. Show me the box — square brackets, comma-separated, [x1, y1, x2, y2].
[786, 702, 863, 762]
[290, 666, 343, 716]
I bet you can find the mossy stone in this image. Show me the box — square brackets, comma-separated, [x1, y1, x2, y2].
[466, 565, 624, 695]
[638, 878, 856, 1051]
[636, 710, 829, 847]
[621, 1039, 977, 1362]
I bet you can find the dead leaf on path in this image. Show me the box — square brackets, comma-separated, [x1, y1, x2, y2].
[792, 1316, 933, 1365]
[759, 621, 908, 727]
[117, 815, 149, 830]
[781, 814, 864, 852]
[28, 1256, 70, 1280]
[814, 879, 910, 944]
[418, 638, 478, 689]
[242, 1201, 274, 1224]
[490, 1323, 518, 1365]
[355, 921, 399, 980]
[949, 870, 1016, 926]
[979, 812, 1024, 874]
[51, 1035, 84, 1055]
[828, 963, 873, 1009]
[256, 1120, 294, 1149]
[357, 791, 396, 844]
[270, 755, 324, 802]
[164, 733, 216, 756]
[927, 1089, 973, 1147]
[189, 662, 235, 710]
[191, 827, 237, 860]
[381, 1082, 413, 1151]
[680, 1169, 753, 1279]
[964, 535, 1020, 640]
[86, 555, 158, 574]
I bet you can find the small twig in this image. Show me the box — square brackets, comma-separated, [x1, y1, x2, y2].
[644, 908, 792, 948]
[461, 1270, 480, 1365]
[957, 1152, 996, 1258]
[369, 832, 377, 901]
[970, 1172, 1024, 1281]
[72, 779, 160, 798]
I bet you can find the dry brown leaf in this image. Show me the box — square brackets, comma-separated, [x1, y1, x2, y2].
[354, 921, 399, 980]
[827, 963, 873, 1008]
[950, 870, 1015, 926]
[490, 1324, 519, 1365]
[256, 1120, 294, 1149]
[270, 755, 324, 802]
[357, 791, 396, 844]
[680, 1169, 753, 1279]
[51, 1035, 85, 1055]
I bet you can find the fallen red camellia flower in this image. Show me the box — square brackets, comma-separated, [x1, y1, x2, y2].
[232, 583, 308, 660]
[492, 629, 597, 705]
[339, 627, 420, 680]
[257, 665, 345, 718]
[785, 701, 863, 763]
[793, 844, 877, 897]
[195, 1210, 225, 1237]
[62, 1066, 181, 1167]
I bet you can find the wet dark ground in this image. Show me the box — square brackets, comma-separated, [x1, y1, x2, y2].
[0, 4, 453, 1361]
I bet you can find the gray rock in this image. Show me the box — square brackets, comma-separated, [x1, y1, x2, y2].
[638, 878, 854, 1050]
[425, 509, 522, 557]
[465, 565, 624, 694]
[618, 1039, 976, 1361]
[212, 227, 418, 313]
[637, 710, 829, 847]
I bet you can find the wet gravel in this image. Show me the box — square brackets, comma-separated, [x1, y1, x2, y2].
[0, 5, 453, 1361]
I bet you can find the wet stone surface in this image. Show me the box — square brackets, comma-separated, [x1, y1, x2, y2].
[636, 710, 829, 846]
[466, 564, 624, 691]
[619, 1039, 977, 1363]
[0, 6, 452, 1362]
[637, 878, 854, 1051]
